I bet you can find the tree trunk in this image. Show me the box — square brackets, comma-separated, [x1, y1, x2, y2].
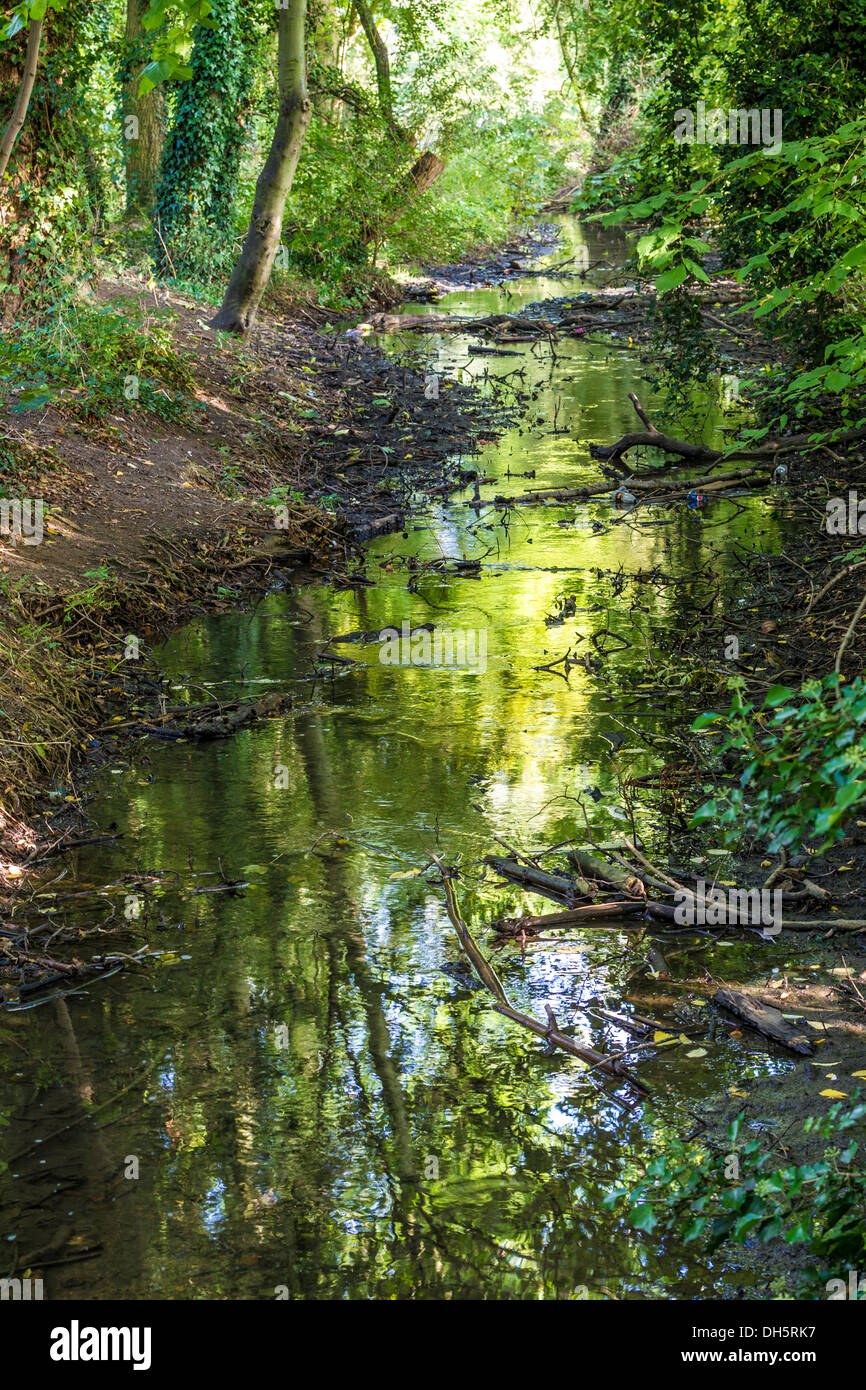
[310, 0, 346, 120]
[353, 0, 406, 143]
[122, 0, 165, 218]
[210, 0, 311, 334]
[406, 149, 444, 195]
[0, 15, 44, 183]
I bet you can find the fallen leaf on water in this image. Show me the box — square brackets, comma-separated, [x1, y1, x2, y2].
[728, 1087, 749, 1097]
[820, 1089, 848, 1099]
[687, 1048, 707, 1058]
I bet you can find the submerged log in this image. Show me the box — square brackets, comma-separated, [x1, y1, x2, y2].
[712, 986, 814, 1055]
[484, 854, 580, 903]
[493, 902, 646, 935]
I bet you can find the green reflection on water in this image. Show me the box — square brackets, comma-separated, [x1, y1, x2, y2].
[0, 219, 794, 1300]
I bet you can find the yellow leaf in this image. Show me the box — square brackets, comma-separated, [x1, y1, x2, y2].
[851, 1070, 866, 1079]
[653, 1030, 674, 1042]
[728, 1087, 749, 1097]
[820, 1089, 848, 1099]
[687, 1048, 707, 1058]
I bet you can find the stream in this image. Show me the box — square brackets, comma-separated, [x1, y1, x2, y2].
[0, 216, 799, 1300]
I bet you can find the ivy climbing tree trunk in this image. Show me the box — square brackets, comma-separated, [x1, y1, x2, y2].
[0, 0, 93, 320]
[154, 0, 261, 277]
[210, 0, 311, 334]
[122, 0, 165, 218]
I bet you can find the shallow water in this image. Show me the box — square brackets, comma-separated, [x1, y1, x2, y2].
[0, 218, 799, 1299]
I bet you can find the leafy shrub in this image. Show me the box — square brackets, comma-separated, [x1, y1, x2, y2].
[692, 674, 866, 852]
[603, 1101, 866, 1297]
[0, 297, 196, 422]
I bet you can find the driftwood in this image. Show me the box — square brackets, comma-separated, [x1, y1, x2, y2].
[493, 902, 646, 936]
[484, 854, 580, 903]
[492, 999, 651, 1093]
[349, 512, 405, 541]
[369, 298, 633, 337]
[712, 986, 814, 1055]
[371, 311, 528, 333]
[567, 847, 645, 898]
[429, 853, 650, 1091]
[98, 692, 293, 739]
[595, 392, 866, 466]
[486, 852, 680, 923]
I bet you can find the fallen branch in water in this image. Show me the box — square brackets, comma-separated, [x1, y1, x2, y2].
[493, 902, 646, 935]
[97, 691, 294, 740]
[428, 852, 650, 1092]
[712, 986, 814, 1055]
[484, 854, 580, 904]
[592, 393, 866, 466]
[486, 847, 851, 934]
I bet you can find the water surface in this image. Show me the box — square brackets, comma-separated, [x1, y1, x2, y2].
[0, 218, 797, 1299]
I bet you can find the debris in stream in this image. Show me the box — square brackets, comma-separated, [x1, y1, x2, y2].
[427, 852, 653, 1095]
[712, 986, 815, 1055]
[99, 691, 295, 740]
[0, 928, 150, 1006]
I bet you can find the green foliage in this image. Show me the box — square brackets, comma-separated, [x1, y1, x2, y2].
[603, 1101, 866, 1297]
[572, 151, 644, 214]
[154, 0, 268, 279]
[386, 106, 576, 268]
[137, 0, 214, 93]
[263, 52, 577, 306]
[0, 296, 196, 422]
[691, 674, 866, 852]
[569, 0, 866, 437]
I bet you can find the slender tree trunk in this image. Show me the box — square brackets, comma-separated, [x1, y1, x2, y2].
[210, 0, 311, 334]
[551, 0, 594, 131]
[352, 0, 405, 143]
[0, 16, 44, 183]
[122, 0, 165, 218]
[310, 0, 344, 120]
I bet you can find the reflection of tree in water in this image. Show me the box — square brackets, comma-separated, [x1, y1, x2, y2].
[0, 394, 765, 1296]
[0, 997, 149, 1297]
